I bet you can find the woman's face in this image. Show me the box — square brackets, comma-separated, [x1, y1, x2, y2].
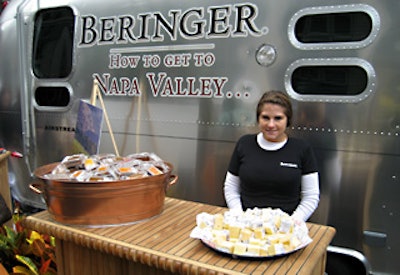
[258, 103, 288, 142]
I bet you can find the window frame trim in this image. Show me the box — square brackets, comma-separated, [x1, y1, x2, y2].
[284, 58, 377, 103]
[288, 4, 381, 50]
[32, 6, 76, 79]
[33, 82, 73, 112]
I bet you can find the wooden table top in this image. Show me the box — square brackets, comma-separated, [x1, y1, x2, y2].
[22, 197, 335, 275]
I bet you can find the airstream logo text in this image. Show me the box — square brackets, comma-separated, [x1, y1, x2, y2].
[79, 3, 264, 46]
[44, 125, 75, 132]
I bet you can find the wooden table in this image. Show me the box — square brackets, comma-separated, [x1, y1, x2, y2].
[21, 197, 335, 275]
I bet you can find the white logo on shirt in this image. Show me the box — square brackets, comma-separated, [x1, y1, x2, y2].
[280, 162, 298, 168]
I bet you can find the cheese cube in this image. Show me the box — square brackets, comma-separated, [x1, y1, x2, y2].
[233, 243, 247, 255]
[266, 234, 280, 244]
[278, 233, 292, 245]
[268, 243, 286, 256]
[229, 225, 241, 239]
[279, 217, 293, 233]
[247, 244, 260, 256]
[253, 227, 264, 239]
[260, 244, 270, 256]
[274, 216, 281, 228]
[289, 236, 302, 249]
[212, 229, 229, 243]
[213, 214, 224, 230]
[240, 228, 253, 242]
[264, 222, 276, 235]
[216, 240, 235, 254]
[249, 237, 262, 246]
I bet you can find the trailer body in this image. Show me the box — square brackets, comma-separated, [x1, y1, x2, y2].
[0, 0, 399, 273]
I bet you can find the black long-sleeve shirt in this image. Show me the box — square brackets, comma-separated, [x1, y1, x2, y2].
[228, 134, 318, 214]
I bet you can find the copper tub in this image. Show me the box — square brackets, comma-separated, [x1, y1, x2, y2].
[31, 162, 178, 227]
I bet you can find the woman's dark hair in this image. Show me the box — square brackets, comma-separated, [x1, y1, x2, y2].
[256, 90, 293, 127]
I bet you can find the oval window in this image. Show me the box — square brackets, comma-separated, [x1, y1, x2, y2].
[284, 58, 376, 103]
[288, 4, 380, 50]
[32, 7, 75, 78]
[35, 86, 70, 107]
[294, 12, 372, 43]
[291, 66, 368, 96]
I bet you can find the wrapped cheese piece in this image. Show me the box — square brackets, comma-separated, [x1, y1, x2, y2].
[45, 152, 170, 182]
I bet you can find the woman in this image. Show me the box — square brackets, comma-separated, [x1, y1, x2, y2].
[223, 90, 319, 221]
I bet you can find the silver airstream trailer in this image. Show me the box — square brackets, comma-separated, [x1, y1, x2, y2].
[0, 0, 399, 273]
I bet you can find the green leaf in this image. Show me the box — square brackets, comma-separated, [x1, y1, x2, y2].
[13, 265, 36, 275]
[5, 225, 16, 242]
[49, 236, 56, 247]
[15, 255, 39, 275]
[0, 234, 10, 247]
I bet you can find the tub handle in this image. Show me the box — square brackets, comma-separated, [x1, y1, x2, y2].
[29, 182, 44, 194]
[167, 175, 178, 187]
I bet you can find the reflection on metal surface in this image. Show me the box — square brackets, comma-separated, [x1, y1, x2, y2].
[0, 1, 399, 274]
[363, 230, 387, 247]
